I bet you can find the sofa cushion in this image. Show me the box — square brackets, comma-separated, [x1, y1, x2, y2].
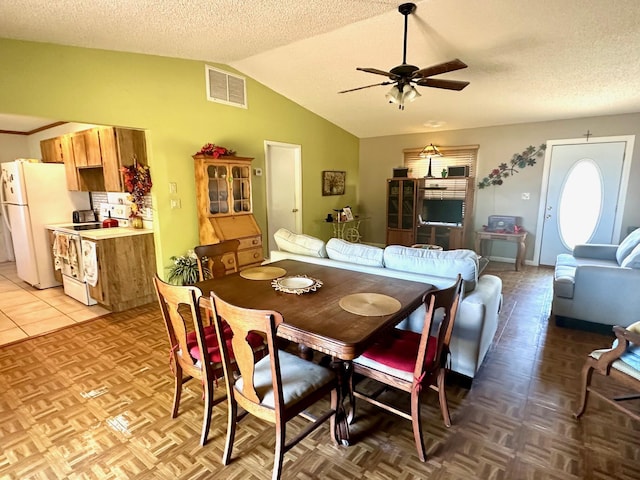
[273, 228, 327, 258]
[383, 246, 478, 291]
[621, 242, 640, 269]
[326, 238, 384, 267]
[616, 227, 640, 265]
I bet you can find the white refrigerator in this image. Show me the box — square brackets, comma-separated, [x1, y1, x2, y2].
[0, 160, 90, 289]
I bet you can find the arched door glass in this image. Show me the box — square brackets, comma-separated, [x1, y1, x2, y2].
[558, 160, 603, 249]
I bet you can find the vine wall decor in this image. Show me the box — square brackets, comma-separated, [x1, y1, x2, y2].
[478, 144, 547, 189]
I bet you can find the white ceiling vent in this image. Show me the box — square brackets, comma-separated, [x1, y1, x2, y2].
[205, 65, 247, 108]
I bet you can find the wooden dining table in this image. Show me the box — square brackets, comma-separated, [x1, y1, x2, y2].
[196, 259, 434, 444]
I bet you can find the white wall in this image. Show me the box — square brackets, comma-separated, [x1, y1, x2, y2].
[359, 112, 640, 262]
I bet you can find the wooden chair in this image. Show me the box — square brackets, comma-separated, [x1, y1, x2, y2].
[349, 275, 463, 462]
[194, 239, 241, 280]
[575, 321, 640, 422]
[210, 292, 339, 480]
[153, 275, 265, 446]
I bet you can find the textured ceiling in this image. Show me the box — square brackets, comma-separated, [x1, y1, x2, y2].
[2, 0, 640, 138]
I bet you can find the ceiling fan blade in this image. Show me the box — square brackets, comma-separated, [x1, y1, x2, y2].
[416, 78, 470, 91]
[338, 81, 393, 94]
[356, 67, 399, 79]
[413, 59, 468, 79]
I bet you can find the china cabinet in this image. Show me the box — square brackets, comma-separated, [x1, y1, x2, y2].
[193, 155, 263, 268]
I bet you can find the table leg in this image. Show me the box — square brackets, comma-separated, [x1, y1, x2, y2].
[516, 237, 525, 271]
[329, 357, 352, 446]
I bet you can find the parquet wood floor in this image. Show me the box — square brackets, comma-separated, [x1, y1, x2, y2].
[1, 263, 639, 479]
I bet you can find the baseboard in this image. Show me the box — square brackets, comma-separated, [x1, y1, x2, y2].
[554, 315, 615, 336]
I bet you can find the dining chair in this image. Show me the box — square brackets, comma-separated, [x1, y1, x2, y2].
[349, 274, 463, 462]
[210, 292, 339, 480]
[194, 239, 241, 281]
[575, 321, 640, 422]
[153, 274, 266, 446]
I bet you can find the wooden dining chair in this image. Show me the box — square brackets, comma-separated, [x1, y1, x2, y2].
[153, 274, 266, 446]
[210, 292, 339, 480]
[194, 239, 241, 281]
[575, 321, 640, 422]
[349, 275, 463, 462]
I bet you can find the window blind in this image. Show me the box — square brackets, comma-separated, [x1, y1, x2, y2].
[403, 145, 479, 179]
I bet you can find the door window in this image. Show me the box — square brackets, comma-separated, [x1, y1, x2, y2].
[558, 159, 603, 249]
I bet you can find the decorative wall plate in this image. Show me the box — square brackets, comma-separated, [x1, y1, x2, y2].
[272, 275, 323, 295]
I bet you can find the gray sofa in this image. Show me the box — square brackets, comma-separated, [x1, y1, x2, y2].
[267, 229, 503, 380]
[553, 228, 640, 328]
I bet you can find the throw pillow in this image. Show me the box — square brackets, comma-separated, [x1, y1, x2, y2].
[616, 227, 640, 265]
[273, 228, 327, 258]
[621, 242, 640, 269]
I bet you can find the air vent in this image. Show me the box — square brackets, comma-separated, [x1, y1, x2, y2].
[205, 65, 247, 108]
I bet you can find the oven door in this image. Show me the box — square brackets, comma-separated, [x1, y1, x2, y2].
[54, 230, 97, 306]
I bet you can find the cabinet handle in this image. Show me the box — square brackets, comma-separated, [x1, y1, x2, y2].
[252, 239, 258, 245]
[253, 252, 259, 258]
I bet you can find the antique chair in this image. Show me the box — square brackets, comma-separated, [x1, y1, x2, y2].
[153, 275, 265, 445]
[349, 275, 463, 462]
[194, 239, 241, 280]
[575, 321, 640, 422]
[210, 292, 339, 480]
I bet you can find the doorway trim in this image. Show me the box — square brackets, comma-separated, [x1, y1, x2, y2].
[264, 140, 302, 254]
[534, 135, 635, 265]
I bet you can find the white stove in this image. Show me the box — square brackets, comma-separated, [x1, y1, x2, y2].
[99, 203, 132, 227]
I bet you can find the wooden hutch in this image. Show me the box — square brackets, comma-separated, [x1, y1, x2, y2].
[193, 155, 263, 269]
[386, 176, 475, 250]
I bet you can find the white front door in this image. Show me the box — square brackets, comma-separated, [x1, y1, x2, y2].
[265, 141, 302, 254]
[536, 136, 634, 265]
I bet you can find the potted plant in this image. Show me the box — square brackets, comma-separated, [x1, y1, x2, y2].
[166, 250, 202, 285]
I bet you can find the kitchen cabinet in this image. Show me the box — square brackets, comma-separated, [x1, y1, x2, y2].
[88, 232, 156, 312]
[193, 154, 263, 269]
[40, 137, 63, 163]
[47, 126, 147, 192]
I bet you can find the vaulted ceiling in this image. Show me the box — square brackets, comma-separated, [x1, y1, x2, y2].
[2, 0, 640, 138]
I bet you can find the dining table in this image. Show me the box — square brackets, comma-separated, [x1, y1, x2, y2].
[196, 259, 434, 445]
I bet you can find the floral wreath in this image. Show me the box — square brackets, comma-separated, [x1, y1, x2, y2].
[121, 158, 152, 218]
[196, 143, 236, 158]
[478, 144, 546, 189]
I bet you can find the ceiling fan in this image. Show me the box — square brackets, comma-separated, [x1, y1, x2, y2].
[339, 2, 469, 109]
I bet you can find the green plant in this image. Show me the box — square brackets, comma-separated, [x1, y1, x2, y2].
[166, 250, 202, 285]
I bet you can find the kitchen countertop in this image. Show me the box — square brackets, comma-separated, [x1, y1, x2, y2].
[46, 223, 153, 240]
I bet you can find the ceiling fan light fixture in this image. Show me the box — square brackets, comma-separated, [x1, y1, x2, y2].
[402, 85, 420, 103]
[385, 85, 401, 104]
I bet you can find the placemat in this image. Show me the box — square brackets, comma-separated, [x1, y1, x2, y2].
[339, 293, 401, 317]
[240, 266, 287, 280]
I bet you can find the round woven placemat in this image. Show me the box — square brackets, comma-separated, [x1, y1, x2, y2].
[338, 293, 401, 317]
[240, 266, 287, 280]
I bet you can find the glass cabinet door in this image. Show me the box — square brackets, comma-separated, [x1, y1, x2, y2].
[401, 181, 416, 229]
[207, 164, 229, 215]
[387, 180, 400, 228]
[231, 165, 251, 213]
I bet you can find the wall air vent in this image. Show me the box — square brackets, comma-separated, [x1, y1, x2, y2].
[205, 65, 247, 108]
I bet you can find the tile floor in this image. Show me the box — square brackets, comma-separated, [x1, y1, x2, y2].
[0, 262, 110, 346]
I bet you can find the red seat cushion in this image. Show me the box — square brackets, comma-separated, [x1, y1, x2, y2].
[362, 329, 437, 373]
[186, 322, 264, 364]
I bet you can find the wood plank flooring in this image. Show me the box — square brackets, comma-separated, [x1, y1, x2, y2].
[1, 263, 639, 479]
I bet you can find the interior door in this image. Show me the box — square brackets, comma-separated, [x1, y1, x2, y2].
[265, 142, 302, 255]
[537, 138, 632, 265]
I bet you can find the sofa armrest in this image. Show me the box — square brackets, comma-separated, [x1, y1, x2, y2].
[572, 244, 617, 261]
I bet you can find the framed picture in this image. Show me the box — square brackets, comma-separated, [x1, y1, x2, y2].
[343, 207, 354, 222]
[322, 170, 346, 196]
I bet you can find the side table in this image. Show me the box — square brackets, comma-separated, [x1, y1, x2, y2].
[474, 230, 527, 271]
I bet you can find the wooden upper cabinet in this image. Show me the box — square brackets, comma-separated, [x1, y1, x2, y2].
[100, 127, 147, 192]
[60, 135, 81, 191]
[71, 129, 101, 167]
[40, 137, 63, 163]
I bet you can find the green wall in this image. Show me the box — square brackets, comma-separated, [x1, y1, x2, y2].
[0, 38, 358, 276]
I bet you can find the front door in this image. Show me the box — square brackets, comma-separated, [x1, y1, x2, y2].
[265, 141, 302, 255]
[536, 137, 634, 265]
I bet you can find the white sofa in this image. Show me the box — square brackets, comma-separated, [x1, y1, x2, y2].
[268, 229, 503, 380]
